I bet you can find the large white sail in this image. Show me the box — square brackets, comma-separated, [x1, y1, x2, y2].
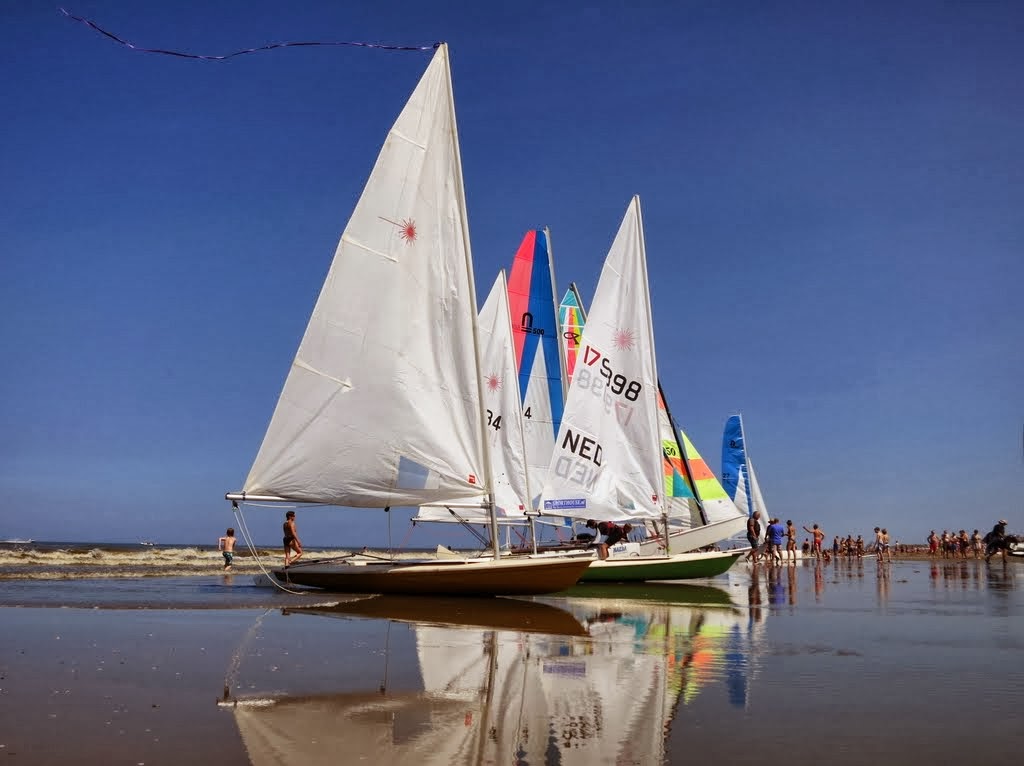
[240, 45, 488, 508]
[541, 196, 662, 521]
[415, 271, 530, 522]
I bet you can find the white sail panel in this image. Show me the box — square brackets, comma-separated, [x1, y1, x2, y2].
[242, 45, 486, 507]
[748, 461, 769, 526]
[520, 346, 555, 508]
[416, 272, 530, 522]
[541, 197, 662, 520]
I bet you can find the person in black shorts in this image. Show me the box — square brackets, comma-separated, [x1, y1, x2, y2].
[283, 510, 303, 567]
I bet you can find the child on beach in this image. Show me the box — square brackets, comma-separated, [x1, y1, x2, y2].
[218, 528, 236, 570]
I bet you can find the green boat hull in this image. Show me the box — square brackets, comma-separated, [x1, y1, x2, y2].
[579, 550, 743, 583]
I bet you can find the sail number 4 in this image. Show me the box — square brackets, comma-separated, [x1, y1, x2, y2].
[579, 345, 642, 401]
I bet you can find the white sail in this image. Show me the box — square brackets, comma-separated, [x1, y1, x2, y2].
[541, 196, 662, 521]
[747, 460, 769, 526]
[415, 271, 530, 522]
[240, 45, 488, 508]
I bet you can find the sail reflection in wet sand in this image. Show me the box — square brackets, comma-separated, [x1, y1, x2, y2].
[224, 584, 761, 765]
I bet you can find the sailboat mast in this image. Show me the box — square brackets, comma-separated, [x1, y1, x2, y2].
[665, 389, 707, 526]
[442, 46, 500, 561]
[634, 198, 667, 538]
[498, 269, 536, 553]
[661, 383, 708, 530]
[545, 227, 569, 406]
[738, 412, 753, 521]
[538, 226, 563, 555]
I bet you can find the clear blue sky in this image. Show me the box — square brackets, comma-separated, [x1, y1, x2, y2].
[2, 1, 1021, 547]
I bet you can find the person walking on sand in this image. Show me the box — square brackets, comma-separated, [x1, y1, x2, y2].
[785, 520, 797, 562]
[766, 518, 785, 564]
[873, 527, 884, 559]
[283, 510, 303, 567]
[218, 528, 237, 570]
[745, 514, 762, 562]
[881, 528, 892, 562]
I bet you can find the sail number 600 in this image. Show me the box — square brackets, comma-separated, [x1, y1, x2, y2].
[581, 346, 642, 402]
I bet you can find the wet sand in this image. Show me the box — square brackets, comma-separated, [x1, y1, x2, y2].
[1, 559, 1022, 764]
[0, 609, 255, 765]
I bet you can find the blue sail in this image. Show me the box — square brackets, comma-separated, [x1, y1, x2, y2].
[721, 415, 747, 510]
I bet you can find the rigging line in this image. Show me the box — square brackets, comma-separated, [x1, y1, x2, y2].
[59, 8, 440, 59]
[231, 501, 308, 595]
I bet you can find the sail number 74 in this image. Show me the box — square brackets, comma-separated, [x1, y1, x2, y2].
[581, 346, 641, 401]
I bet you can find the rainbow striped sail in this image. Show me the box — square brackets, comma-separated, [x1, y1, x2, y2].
[558, 283, 587, 386]
[657, 386, 702, 528]
[678, 431, 741, 524]
[507, 229, 565, 509]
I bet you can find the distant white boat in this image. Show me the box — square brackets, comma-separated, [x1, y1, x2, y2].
[2, 539, 33, 545]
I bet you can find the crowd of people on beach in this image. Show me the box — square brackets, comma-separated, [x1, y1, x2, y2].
[212, 510, 1015, 570]
[741, 514, 1015, 565]
[927, 520, 1015, 562]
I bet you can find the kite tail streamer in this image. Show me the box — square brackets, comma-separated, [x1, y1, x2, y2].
[59, 8, 440, 59]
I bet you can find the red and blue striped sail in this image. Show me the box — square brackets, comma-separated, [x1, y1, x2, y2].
[507, 229, 565, 508]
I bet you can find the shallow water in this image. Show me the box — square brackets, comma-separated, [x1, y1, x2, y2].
[1, 558, 1021, 764]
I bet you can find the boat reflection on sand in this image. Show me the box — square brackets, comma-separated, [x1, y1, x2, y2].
[225, 583, 764, 765]
[285, 594, 590, 636]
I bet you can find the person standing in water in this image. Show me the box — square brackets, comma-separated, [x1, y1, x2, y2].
[283, 510, 303, 567]
[218, 528, 236, 570]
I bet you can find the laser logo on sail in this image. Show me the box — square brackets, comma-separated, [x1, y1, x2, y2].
[519, 312, 545, 336]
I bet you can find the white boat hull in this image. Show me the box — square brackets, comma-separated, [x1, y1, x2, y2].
[636, 516, 748, 555]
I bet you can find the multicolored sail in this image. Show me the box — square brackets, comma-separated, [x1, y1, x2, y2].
[558, 283, 587, 386]
[679, 432, 741, 524]
[657, 387, 702, 528]
[507, 229, 565, 509]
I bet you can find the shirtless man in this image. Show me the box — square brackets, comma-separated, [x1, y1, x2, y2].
[803, 523, 825, 560]
[745, 514, 761, 562]
[283, 510, 303, 567]
[217, 528, 236, 570]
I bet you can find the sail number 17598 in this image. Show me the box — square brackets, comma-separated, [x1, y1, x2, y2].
[581, 345, 641, 401]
